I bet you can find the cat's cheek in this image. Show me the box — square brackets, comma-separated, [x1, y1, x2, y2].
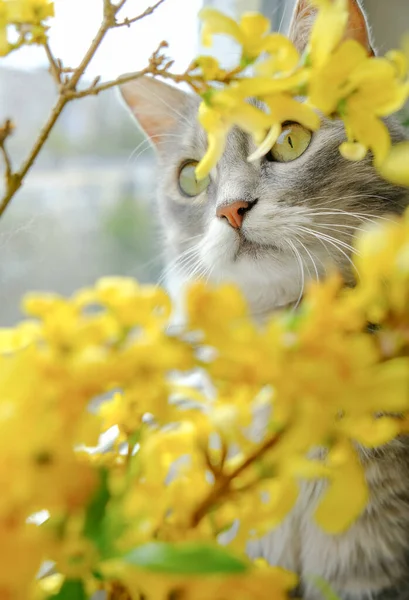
[200, 219, 239, 271]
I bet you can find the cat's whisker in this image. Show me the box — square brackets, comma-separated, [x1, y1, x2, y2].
[277, 0, 290, 32]
[287, 239, 305, 310]
[126, 133, 183, 166]
[301, 209, 394, 224]
[309, 193, 392, 208]
[184, 259, 208, 283]
[298, 226, 359, 256]
[300, 211, 379, 227]
[129, 138, 183, 165]
[166, 251, 201, 280]
[135, 89, 191, 127]
[311, 223, 369, 234]
[299, 227, 360, 279]
[140, 236, 204, 285]
[205, 264, 215, 285]
[157, 245, 202, 287]
[126, 138, 151, 165]
[293, 236, 320, 282]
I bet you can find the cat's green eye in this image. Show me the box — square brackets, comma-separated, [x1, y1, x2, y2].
[266, 123, 312, 163]
[178, 161, 210, 197]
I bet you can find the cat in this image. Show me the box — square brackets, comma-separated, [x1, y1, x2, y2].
[119, 1, 409, 598]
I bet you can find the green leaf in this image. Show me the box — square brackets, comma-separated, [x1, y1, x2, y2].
[307, 575, 341, 600]
[124, 542, 249, 575]
[83, 468, 110, 544]
[49, 579, 86, 600]
[82, 467, 123, 560]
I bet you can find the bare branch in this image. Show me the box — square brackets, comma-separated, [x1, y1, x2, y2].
[114, 0, 166, 28]
[0, 96, 66, 215]
[0, 145, 12, 182]
[44, 41, 61, 85]
[190, 429, 285, 528]
[0, 0, 174, 218]
[114, 0, 128, 11]
[64, 69, 151, 99]
[0, 119, 14, 181]
[0, 119, 14, 146]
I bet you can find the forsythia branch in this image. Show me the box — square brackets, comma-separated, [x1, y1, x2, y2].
[64, 42, 204, 100]
[44, 40, 61, 85]
[191, 429, 284, 527]
[114, 0, 167, 28]
[0, 120, 14, 180]
[0, 0, 168, 219]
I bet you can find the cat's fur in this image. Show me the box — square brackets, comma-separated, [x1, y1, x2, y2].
[120, 1, 409, 598]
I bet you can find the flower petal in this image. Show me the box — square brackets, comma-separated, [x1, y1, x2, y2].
[199, 8, 244, 48]
[376, 141, 409, 187]
[233, 71, 310, 99]
[315, 443, 368, 534]
[308, 40, 368, 114]
[248, 123, 281, 162]
[257, 34, 300, 75]
[309, 0, 349, 68]
[196, 130, 226, 180]
[239, 13, 270, 41]
[339, 141, 367, 161]
[265, 94, 321, 131]
[344, 416, 401, 448]
[344, 111, 391, 167]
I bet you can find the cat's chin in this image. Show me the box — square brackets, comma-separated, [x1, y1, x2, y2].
[200, 220, 281, 272]
[200, 221, 303, 316]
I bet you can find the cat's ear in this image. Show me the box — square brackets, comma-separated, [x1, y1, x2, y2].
[288, 0, 374, 56]
[119, 76, 190, 145]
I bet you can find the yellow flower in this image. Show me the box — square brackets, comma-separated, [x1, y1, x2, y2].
[192, 56, 227, 81]
[200, 9, 286, 63]
[186, 281, 248, 333]
[314, 442, 368, 534]
[0, 1, 8, 55]
[196, 94, 274, 178]
[376, 141, 409, 187]
[308, 41, 409, 168]
[0, 518, 46, 600]
[308, 39, 368, 115]
[249, 93, 320, 161]
[342, 110, 391, 167]
[102, 554, 297, 600]
[0, 321, 40, 353]
[6, 0, 54, 24]
[307, 0, 349, 68]
[255, 35, 300, 76]
[196, 69, 314, 178]
[195, 103, 230, 180]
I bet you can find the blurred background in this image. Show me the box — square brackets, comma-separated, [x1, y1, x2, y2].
[0, 0, 408, 324]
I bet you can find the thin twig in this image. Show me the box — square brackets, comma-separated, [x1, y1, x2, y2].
[190, 429, 284, 527]
[0, 119, 14, 181]
[0, 145, 12, 181]
[0, 0, 171, 218]
[114, 0, 166, 28]
[115, 0, 128, 11]
[66, 13, 116, 93]
[44, 40, 61, 85]
[64, 68, 152, 99]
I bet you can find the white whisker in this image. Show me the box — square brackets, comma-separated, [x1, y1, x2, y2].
[287, 239, 305, 310]
[299, 227, 360, 278]
[298, 226, 358, 256]
[294, 236, 320, 281]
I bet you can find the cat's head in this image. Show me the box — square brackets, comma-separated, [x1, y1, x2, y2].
[120, 0, 409, 317]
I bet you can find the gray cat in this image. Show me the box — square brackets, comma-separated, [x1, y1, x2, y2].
[120, 1, 409, 598]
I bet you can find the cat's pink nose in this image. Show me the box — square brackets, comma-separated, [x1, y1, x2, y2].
[216, 201, 250, 229]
